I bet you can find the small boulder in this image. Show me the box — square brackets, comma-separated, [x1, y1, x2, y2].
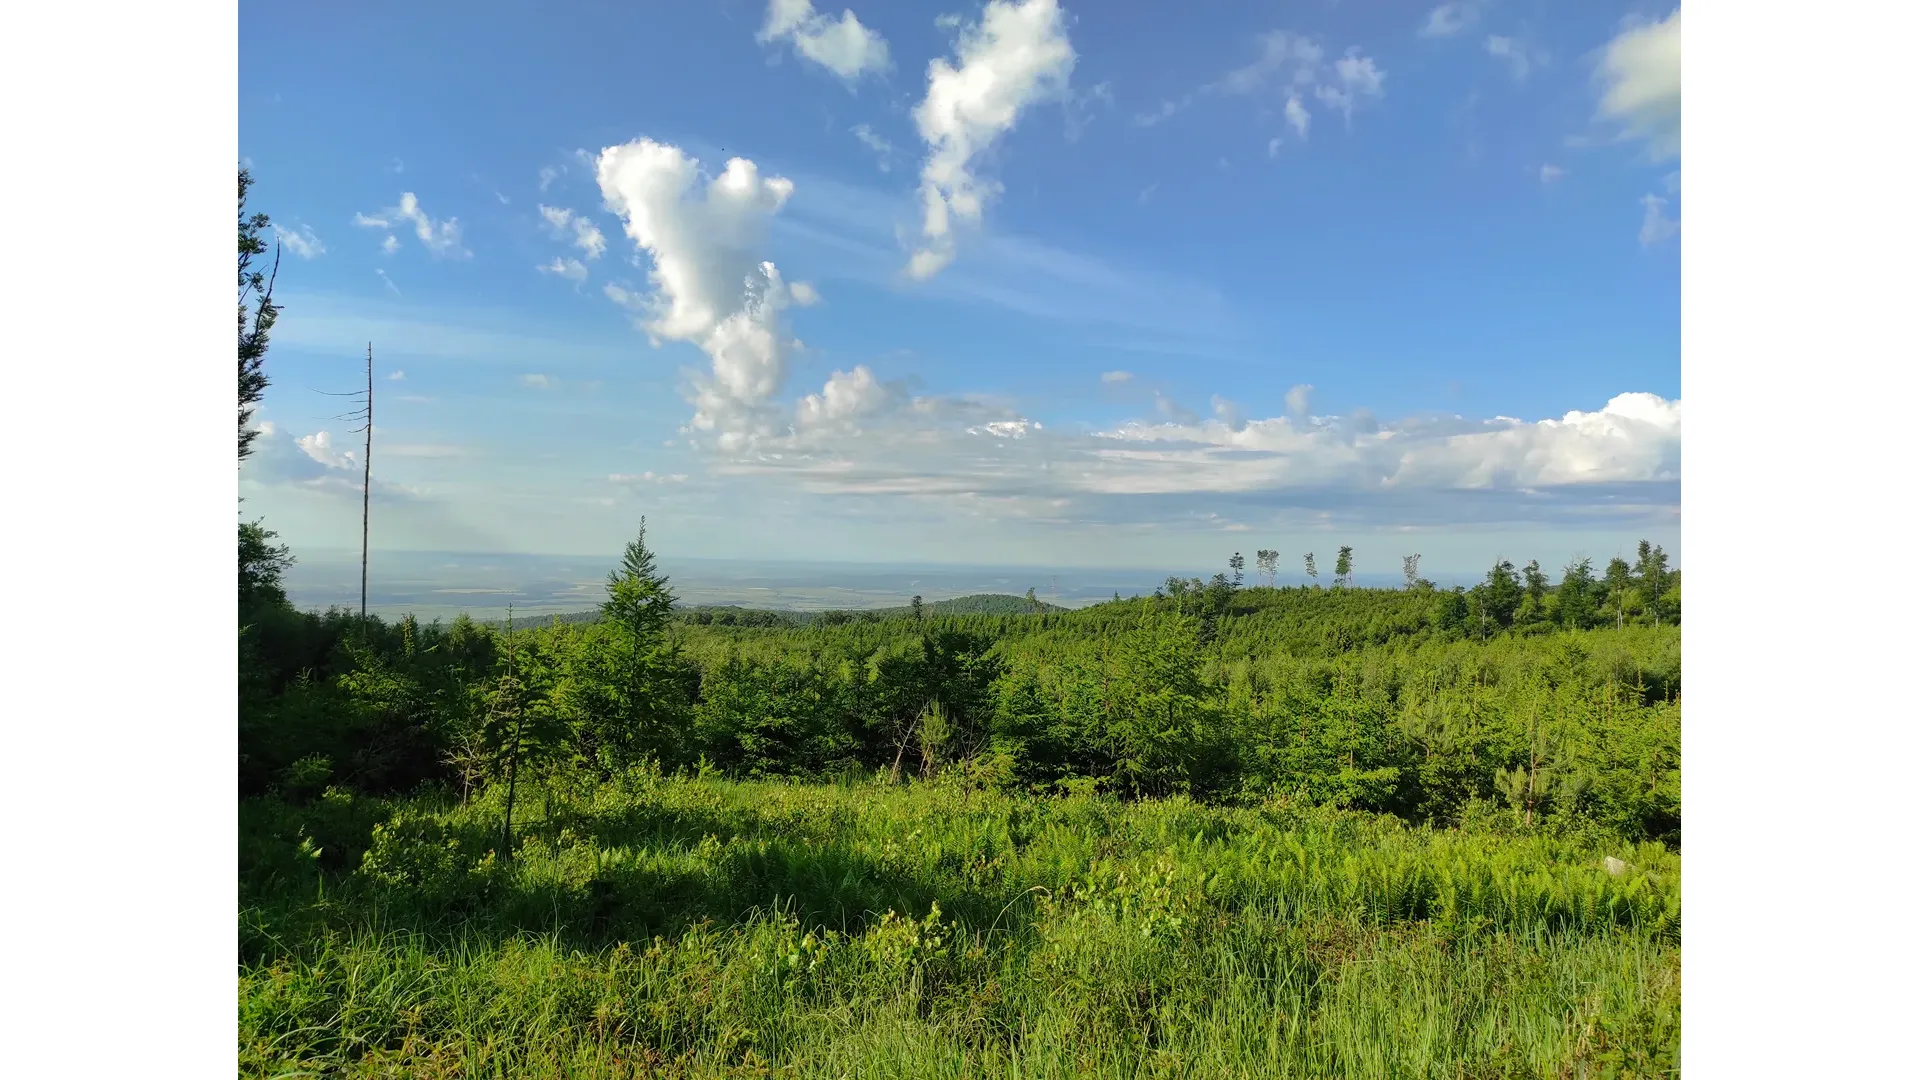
[1604, 856, 1628, 877]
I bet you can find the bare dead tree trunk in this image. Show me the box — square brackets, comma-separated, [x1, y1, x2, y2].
[501, 607, 522, 858]
[890, 712, 923, 785]
[361, 342, 373, 626]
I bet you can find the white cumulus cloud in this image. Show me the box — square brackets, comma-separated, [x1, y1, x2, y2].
[1101, 370, 1132, 384]
[274, 224, 325, 259]
[906, 0, 1076, 281]
[596, 138, 808, 450]
[295, 430, 357, 470]
[1597, 7, 1681, 160]
[707, 390, 1680, 532]
[758, 0, 891, 81]
[795, 365, 905, 435]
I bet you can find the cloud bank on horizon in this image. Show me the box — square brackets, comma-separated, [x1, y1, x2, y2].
[238, 0, 1683, 569]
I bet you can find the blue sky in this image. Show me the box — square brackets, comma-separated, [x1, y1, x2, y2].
[238, 0, 1680, 575]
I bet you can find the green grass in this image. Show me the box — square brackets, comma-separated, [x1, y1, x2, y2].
[241, 775, 1679, 1078]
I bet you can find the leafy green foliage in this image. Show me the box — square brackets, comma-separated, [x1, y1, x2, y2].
[237, 167, 279, 463]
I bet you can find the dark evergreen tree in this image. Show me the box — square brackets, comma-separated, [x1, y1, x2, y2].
[1634, 541, 1671, 625]
[1520, 559, 1549, 624]
[579, 518, 689, 770]
[1477, 559, 1523, 632]
[1555, 557, 1600, 629]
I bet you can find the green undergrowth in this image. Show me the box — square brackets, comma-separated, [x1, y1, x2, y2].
[241, 775, 1679, 1078]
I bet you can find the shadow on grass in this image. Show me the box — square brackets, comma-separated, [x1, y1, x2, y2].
[242, 791, 1020, 964]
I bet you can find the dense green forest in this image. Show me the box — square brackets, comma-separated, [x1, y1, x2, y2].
[237, 169, 1680, 1078]
[241, 520, 1680, 842]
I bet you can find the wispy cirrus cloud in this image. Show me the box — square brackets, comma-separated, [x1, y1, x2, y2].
[354, 192, 469, 258]
[537, 256, 589, 283]
[769, 167, 1234, 339]
[1418, 1, 1490, 39]
[1484, 34, 1549, 83]
[537, 204, 608, 260]
[1136, 30, 1386, 145]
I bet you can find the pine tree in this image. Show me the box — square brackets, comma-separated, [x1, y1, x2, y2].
[1519, 559, 1549, 624]
[1228, 552, 1245, 588]
[1555, 557, 1599, 629]
[1477, 559, 1522, 632]
[588, 519, 686, 770]
[1334, 546, 1354, 588]
[1634, 541, 1671, 625]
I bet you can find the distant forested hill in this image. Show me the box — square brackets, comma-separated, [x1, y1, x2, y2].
[482, 592, 1067, 629]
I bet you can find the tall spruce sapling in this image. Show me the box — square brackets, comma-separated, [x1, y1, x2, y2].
[1555, 557, 1599, 629]
[1478, 559, 1523, 632]
[1228, 552, 1245, 588]
[1520, 559, 1549, 623]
